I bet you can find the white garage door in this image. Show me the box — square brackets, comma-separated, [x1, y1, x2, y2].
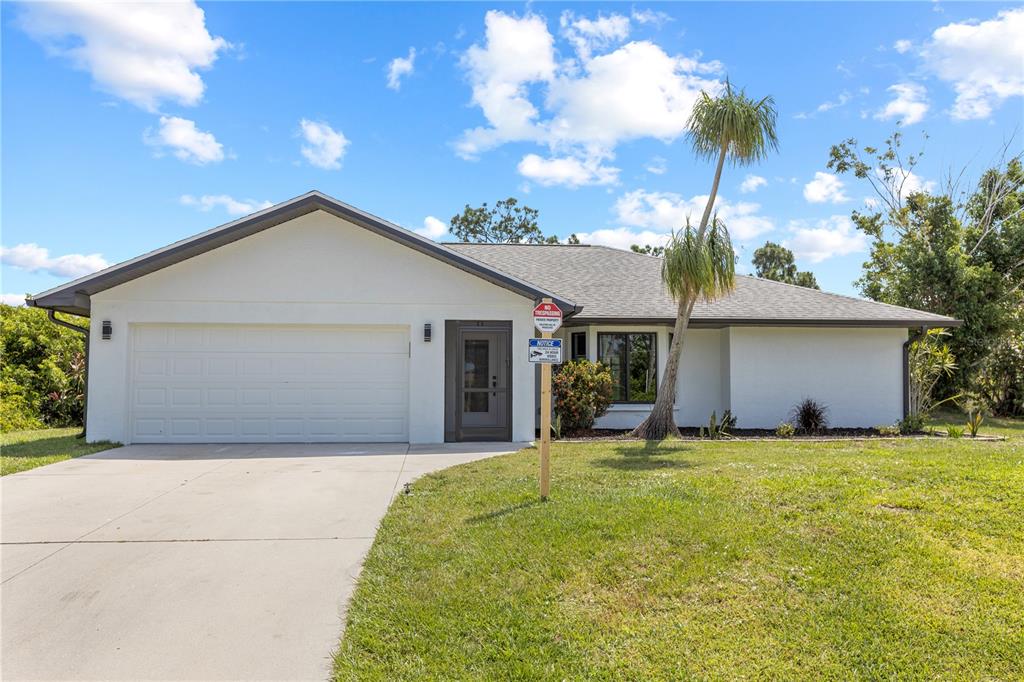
[129, 324, 409, 443]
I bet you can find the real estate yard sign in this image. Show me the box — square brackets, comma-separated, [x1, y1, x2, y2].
[534, 299, 561, 501]
[533, 302, 562, 334]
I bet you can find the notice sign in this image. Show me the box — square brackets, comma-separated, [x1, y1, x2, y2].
[533, 302, 563, 333]
[529, 338, 562, 364]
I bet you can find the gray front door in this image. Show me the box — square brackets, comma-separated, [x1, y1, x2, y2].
[445, 321, 512, 441]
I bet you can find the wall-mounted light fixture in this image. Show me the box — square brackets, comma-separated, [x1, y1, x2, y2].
[101, 320, 113, 340]
[424, 323, 432, 343]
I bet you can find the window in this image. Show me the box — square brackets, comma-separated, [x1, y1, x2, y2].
[571, 332, 587, 360]
[597, 333, 657, 402]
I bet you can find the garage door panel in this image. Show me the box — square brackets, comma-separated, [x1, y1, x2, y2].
[129, 325, 409, 443]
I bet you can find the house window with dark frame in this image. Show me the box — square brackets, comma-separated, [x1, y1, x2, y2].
[597, 332, 657, 403]
[571, 332, 587, 360]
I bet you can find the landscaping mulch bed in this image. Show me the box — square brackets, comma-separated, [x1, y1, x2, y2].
[556, 427, 1004, 442]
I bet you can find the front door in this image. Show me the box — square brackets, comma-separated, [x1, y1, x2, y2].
[445, 321, 512, 441]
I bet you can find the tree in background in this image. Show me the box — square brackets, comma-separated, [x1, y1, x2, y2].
[630, 244, 665, 257]
[450, 198, 547, 243]
[829, 132, 1024, 415]
[1, 305, 87, 431]
[633, 81, 778, 440]
[752, 241, 820, 289]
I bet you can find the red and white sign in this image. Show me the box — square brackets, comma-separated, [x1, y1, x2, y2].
[533, 302, 562, 334]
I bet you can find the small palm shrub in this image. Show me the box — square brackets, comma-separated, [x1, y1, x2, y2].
[553, 360, 613, 435]
[791, 398, 828, 433]
[775, 422, 795, 438]
[946, 425, 964, 439]
[966, 410, 983, 437]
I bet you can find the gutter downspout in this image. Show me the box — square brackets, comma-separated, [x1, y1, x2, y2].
[46, 310, 89, 440]
[903, 326, 927, 420]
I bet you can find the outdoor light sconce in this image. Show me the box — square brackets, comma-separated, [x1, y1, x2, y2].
[101, 320, 113, 340]
[423, 323, 432, 343]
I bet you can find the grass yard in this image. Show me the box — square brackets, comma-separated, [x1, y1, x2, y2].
[929, 408, 1024, 440]
[335, 437, 1024, 680]
[1, 428, 119, 475]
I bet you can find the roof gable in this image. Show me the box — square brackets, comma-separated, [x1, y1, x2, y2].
[28, 192, 577, 316]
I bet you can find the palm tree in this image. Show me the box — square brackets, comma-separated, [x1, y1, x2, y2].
[633, 82, 778, 440]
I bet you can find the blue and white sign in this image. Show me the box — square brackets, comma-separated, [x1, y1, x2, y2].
[528, 338, 562, 364]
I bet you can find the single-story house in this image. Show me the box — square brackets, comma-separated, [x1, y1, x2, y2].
[28, 191, 959, 444]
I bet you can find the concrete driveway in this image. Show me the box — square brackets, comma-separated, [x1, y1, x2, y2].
[1, 442, 522, 681]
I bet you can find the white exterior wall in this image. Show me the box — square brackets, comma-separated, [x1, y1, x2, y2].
[86, 210, 536, 444]
[565, 325, 905, 430]
[728, 327, 907, 428]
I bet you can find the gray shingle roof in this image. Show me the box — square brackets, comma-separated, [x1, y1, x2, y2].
[447, 243, 959, 327]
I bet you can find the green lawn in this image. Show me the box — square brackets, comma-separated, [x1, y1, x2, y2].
[1, 428, 119, 475]
[335, 437, 1024, 680]
[929, 408, 1024, 440]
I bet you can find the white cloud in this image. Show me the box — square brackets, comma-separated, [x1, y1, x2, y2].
[874, 82, 929, 125]
[786, 216, 868, 263]
[613, 189, 775, 242]
[864, 197, 880, 209]
[923, 8, 1024, 120]
[414, 216, 448, 240]
[877, 167, 937, 202]
[457, 10, 722, 186]
[645, 156, 667, 175]
[17, 1, 228, 111]
[298, 119, 349, 170]
[740, 174, 767, 193]
[386, 47, 416, 90]
[631, 8, 672, 27]
[1, 243, 109, 278]
[145, 116, 224, 165]
[517, 153, 619, 188]
[573, 226, 672, 251]
[803, 172, 849, 204]
[1, 293, 27, 307]
[180, 194, 273, 216]
[893, 39, 913, 54]
[559, 10, 630, 60]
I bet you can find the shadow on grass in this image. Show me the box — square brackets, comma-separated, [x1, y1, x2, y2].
[465, 499, 543, 525]
[1, 436, 99, 459]
[591, 441, 696, 471]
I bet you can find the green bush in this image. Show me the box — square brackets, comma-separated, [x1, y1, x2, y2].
[1, 304, 87, 429]
[0, 379, 42, 432]
[775, 422, 795, 438]
[553, 360, 613, 435]
[946, 425, 964, 439]
[898, 413, 925, 434]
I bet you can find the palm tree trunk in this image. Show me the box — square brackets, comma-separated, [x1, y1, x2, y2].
[697, 141, 729, 238]
[631, 141, 728, 440]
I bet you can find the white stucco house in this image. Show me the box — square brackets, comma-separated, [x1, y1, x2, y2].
[28, 191, 959, 444]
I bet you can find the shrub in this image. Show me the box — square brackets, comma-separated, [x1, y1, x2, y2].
[898, 413, 925, 434]
[0, 379, 42, 432]
[775, 422, 795, 438]
[876, 423, 900, 437]
[966, 410, 983, 437]
[552, 360, 613, 435]
[1, 304, 87, 428]
[791, 398, 828, 433]
[946, 425, 964, 439]
[705, 410, 736, 440]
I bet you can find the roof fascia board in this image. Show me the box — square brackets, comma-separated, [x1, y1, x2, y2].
[570, 317, 962, 328]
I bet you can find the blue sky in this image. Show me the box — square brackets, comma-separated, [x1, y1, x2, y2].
[2, 2, 1022, 303]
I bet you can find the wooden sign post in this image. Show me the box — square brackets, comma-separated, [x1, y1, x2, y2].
[532, 299, 562, 501]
